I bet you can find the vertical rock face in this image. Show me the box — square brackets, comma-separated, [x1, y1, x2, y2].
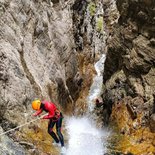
[0, 0, 81, 153]
[0, 0, 84, 124]
[72, 0, 119, 58]
[102, 0, 155, 154]
[67, 0, 119, 114]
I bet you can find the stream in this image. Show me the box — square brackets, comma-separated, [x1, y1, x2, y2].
[65, 54, 110, 155]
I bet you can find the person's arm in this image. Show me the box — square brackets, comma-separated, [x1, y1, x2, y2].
[33, 109, 43, 116]
[42, 110, 55, 119]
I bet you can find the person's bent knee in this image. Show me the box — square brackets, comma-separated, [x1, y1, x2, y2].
[48, 128, 53, 134]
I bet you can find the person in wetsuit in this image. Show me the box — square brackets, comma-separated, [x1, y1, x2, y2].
[32, 99, 64, 147]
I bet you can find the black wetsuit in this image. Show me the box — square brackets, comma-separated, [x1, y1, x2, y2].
[41, 103, 64, 146]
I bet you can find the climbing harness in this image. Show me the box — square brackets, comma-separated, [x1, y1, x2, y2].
[0, 114, 47, 137]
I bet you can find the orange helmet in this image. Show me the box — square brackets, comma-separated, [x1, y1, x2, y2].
[32, 99, 41, 110]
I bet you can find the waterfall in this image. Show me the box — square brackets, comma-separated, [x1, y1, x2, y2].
[87, 54, 106, 112]
[65, 54, 110, 155]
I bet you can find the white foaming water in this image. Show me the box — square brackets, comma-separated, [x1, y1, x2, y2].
[65, 117, 109, 155]
[95, 54, 106, 76]
[87, 54, 106, 111]
[65, 54, 108, 155]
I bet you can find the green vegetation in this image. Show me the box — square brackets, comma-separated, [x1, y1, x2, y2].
[88, 2, 96, 16]
[96, 17, 103, 33]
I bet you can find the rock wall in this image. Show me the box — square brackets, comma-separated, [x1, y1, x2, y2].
[102, 0, 155, 154]
[0, 0, 79, 125]
[68, 0, 117, 115]
[0, 0, 80, 153]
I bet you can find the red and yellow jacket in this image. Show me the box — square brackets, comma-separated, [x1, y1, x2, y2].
[33, 100, 60, 120]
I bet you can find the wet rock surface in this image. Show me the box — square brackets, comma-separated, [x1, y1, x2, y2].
[0, 127, 26, 155]
[101, 0, 155, 154]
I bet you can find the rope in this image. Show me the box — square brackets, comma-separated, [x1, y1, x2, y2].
[0, 114, 47, 137]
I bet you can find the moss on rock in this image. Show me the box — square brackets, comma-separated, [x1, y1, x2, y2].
[88, 2, 96, 16]
[96, 17, 103, 33]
